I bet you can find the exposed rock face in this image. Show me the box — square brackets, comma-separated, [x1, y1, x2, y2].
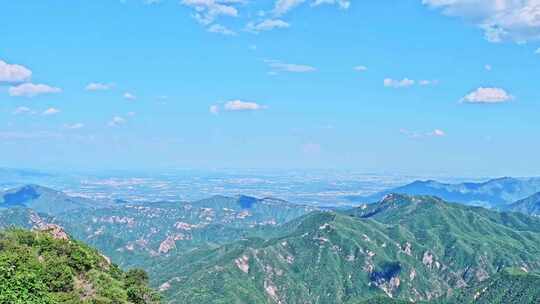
[235, 255, 250, 273]
[159, 234, 190, 254]
[39, 224, 69, 241]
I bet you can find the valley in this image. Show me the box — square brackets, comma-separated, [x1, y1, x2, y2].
[2, 176, 540, 303]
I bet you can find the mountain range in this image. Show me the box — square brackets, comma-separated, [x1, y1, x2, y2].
[345, 177, 540, 209]
[0, 184, 108, 215]
[2, 184, 540, 303]
[157, 194, 540, 303]
[507, 192, 540, 217]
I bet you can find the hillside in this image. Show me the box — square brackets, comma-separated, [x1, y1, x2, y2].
[507, 192, 540, 217]
[0, 227, 160, 303]
[345, 177, 540, 208]
[448, 268, 540, 303]
[158, 194, 540, 303]
[0, 184, 107, 215]
[55, 195, 317, 266]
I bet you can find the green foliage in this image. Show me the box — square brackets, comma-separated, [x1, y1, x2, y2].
[160, 194, 540, 303]
[0, 228, 160, 304]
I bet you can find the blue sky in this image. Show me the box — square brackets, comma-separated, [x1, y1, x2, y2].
[1, 0, 539, 176]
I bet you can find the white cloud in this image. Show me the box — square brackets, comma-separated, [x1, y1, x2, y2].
[400, 128, 446, 139]
[419, 79, 439, 86]
[384, 78, 415, 88]
[353, 65, 368, 72]
[272, 0, 351, 16]
[246, 19, 290, 32]
[224, 99, 266, 111]
[535, 47, 540, 54]
[431, 129, 446, 137]
[8, 83, 62, 97]
[265, 59, 316, 73]
[273, 0, 305, 15]
[181, 0, 240, 25]
[484, 64, 492, 71]
[211, 99, 266, 113]
[461, 87, 514, 104]
[42, 107, 60, 116]
[208, 23, 237, 35]
[422, 0, 540, 43]
[12, 106, 33, 115]
[85, 82, 114, 91]
[64, 123, 85, 130]
[123, 92, 137, 100]
[108, 116, 127, 127]
[0, 60, 32, 83]
[311, 0, 350, 9]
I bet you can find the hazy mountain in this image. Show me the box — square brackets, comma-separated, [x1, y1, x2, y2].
[0, 184, 107, 215]
[55, 195, 318, 266]
[346, 177, 540, 209]
[158, 194, 540, 303]
[506, 192, 540, 217]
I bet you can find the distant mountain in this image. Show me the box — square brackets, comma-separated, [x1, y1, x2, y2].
[0, 184, 106, 215]
[159, 194, 540, 303]
[506, 192, 540, 217]
[0, 227, 160, 303]
[55, 195, 318, 266]
[345, 177, 540, 208]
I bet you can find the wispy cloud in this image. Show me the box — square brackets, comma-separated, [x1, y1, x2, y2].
[8, 83, 62, 97]
[246, 19, 290, 32]
[12, 106, 33, 115]
[311, 0, 350, 9]
[384, 78, 415, 88]
[422, 0, 540, 43]
[181, 0, 240, 25]
[273, 0, 306, 16]
[108, 116, 127, 127]
[400, 128, 446, 139]
[208, 23, 237, 35]
[210, 99, 267, 113]
[42, 107, 61, 116]
[85, 82, 114, 91]
[64, 123, 85, 130]
[353, 65, 368, 72]
[123, 92, 137, 101]
[265, 59, 316, 74]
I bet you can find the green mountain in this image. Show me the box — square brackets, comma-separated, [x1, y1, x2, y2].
[0, 207, 55, 230]
[346, 177, 540, 208]
[0, 227, 160, 303]
[0, 184, 107, 215]
[448, 268, 540, 303]
[55, 195, 318, 266]
[158, 194, 540, 303]
[507, 192, 540, 217]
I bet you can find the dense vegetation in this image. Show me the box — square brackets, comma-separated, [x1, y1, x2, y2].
[447, 268, 540, 303]
[2, 184, 540, 303]
[157, 194, 540, 303]
[0, 228, 160, 304]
